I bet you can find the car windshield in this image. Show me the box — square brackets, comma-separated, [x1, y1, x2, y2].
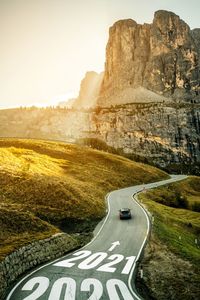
[121, 209, 130, 213]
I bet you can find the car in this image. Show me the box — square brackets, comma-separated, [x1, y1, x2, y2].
[119, 208, 132, 219]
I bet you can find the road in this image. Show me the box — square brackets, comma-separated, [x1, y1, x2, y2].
[6, 175, 187, 300]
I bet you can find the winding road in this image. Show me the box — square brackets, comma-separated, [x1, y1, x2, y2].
[6, 175, 187, 300]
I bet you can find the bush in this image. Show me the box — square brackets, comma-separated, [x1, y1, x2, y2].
[77, 138, 152, 164]
[77, 138, 118, 153]
[191, 202, 200, 212]
[151, 189, 189, 209]
[175, 191, 189, 209]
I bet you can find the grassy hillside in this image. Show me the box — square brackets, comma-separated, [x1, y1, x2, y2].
[138, 177, 200, 300]
[139, 176, 200, 262]
[0, 138, 168, 260]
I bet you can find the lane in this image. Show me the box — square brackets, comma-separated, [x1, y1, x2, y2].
[6, 175, 187, 300]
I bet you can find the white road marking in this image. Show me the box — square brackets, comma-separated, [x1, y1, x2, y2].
[80, 278, 103, 300]
[48, 277, 76, 300]
[121, 256, 136, 275]
[108, 241, 120, 252]
[97, 254, 124, 273]
[21, 277, 49, 300]
[78, 252, 108, 270]
[106, 279, 134, 300]
[53, 250, 91, 268]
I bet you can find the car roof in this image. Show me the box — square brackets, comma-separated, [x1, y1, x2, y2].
[120, 208, 130, 212]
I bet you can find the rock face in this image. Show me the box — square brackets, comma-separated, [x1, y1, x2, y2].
[88, 103, 200, 169]
[98, 10, 200, 106]
[192, 28, 200, 62]
[1, 103, 200, 172]
[73, 71, 104, 109]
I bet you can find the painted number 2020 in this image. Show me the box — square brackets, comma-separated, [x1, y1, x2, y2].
[21, 276, 134, 300]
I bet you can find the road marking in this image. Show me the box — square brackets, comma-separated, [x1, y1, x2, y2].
[48, 277, 76, 300]
[97, 254, 124, 273]
[81, 278, 103, 300]
[54, 250, 135, 274]
[20, 276, 135, 300]
[78, 252, 108, 270]
[54, 250, 91, 268]
[108, 241, 120, 251]
[21, 277, 49, 300]
[121, 256, 136, 275]
[106, 279, 134, 300]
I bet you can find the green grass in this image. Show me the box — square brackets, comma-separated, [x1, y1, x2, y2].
[0, 138, 168, 260]
[139, 177, 200, 265]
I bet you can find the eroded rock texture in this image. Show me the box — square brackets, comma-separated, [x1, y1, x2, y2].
[98, 10, 200, 106]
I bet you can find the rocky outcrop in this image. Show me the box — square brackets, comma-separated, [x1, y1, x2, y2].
[88, 103, 200, 168]
[73, 71, 104, 109]
[98, 10, 200, 107]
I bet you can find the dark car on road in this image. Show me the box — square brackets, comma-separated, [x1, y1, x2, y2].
[119, 208, 132, 219]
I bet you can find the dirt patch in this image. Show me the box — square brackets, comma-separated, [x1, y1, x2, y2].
[136, 234, 200, 300]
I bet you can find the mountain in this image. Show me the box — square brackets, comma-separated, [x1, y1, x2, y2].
[97, 10, 200, 107]
[72, 71, 104, 109]
[0, 10, 200, 172]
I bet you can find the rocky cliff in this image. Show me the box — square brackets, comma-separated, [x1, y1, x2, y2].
[73, 71, 104, 109]
[192, 28, 200, 62]
[87, 102, 200, 171]
[98, 10, 200, 107]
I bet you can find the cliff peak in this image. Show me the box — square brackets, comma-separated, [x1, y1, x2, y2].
[111, 19, 137, 28]
[98, 10, 200, 107]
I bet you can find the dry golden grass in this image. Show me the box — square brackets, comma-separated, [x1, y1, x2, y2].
[0, 138, 168, 259]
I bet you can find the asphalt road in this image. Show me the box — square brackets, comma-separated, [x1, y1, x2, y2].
[6, 175, 187, 300]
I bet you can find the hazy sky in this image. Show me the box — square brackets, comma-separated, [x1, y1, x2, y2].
[0, 0, 200, 108]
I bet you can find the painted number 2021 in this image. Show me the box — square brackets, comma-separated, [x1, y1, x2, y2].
[54, 250, 136, 275]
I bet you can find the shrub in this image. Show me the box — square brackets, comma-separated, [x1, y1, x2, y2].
[191, 202, 200, 212]
[174, 190, 189, 209]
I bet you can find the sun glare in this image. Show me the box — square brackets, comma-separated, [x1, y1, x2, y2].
[29, 91, 78, 108]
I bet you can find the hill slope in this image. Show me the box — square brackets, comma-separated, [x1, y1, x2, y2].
[138, 177, 200, 300]
[0, 138, 168, 260]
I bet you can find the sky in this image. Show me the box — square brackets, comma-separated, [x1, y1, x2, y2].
[0, 0, 200, 109]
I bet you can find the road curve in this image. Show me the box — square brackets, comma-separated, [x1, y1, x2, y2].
[6, 175, 187, 300]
